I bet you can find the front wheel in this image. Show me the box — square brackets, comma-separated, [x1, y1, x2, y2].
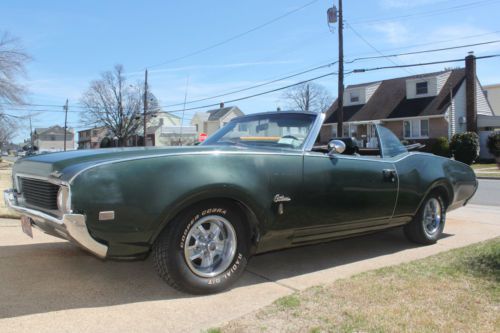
[152, 202, 250, 294]
[404, 194, 446, 245]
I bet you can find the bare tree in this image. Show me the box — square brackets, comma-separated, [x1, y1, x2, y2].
[282, 83, 333, 113]
[0, 32, 30, 144]
[80, 65, 159, 146]
[0, 115, 17, 149]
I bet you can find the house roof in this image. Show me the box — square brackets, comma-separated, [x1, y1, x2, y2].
[35, 125, 73, 135]
[192, 111, 209, 122]
[325, 69, 466, 123]
[206, 106, 243, 121]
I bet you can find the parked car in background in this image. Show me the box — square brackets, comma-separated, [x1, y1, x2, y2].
[4, 112, 477, 294]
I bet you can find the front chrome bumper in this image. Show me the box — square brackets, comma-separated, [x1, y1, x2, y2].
[3, 189, 108, 258]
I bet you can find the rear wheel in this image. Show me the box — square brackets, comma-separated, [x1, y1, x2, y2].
[404, 193, 446, 244]
[152, 201, 250, 294]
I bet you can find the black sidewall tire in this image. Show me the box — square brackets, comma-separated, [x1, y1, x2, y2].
[154, 202, 249, 294]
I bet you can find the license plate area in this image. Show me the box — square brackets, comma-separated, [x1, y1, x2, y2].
[21, 216, 33, 238]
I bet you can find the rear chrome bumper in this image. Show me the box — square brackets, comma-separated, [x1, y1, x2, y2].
[3, 189, 108, 258]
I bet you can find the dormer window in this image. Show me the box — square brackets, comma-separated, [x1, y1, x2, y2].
[350, 91, 360, 103]
[416, 81, 428, 95]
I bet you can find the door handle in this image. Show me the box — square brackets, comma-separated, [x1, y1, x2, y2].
[382, 169, 396, 182]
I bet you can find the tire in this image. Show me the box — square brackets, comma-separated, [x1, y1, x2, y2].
[404, 193, 446, 245]
[152, 201, 250, 294]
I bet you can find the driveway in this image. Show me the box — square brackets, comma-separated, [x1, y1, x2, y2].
[0, 203, 499, 333]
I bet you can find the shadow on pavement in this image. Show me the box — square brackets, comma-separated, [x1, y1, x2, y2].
[0, 227, 439, 319]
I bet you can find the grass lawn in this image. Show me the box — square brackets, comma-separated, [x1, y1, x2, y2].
[217, 238, 500, 333]
[472, 163, 500, 178]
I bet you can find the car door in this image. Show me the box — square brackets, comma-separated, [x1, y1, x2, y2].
[291, 126, 400, 244]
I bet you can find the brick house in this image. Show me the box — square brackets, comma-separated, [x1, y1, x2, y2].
[77, 126, 109, 149]
[320, 54, 495, 154]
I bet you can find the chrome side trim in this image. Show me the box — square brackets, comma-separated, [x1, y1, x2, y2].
[68, 150, 305, 184]
[303, 112, 325, 152]
[3, 189, 108, 258]
[391, 163, 400, 218]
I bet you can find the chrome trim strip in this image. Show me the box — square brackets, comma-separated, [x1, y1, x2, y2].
[303, 112, 325, 152]
[391, 164, 400, 218]
[68, 150, 305, 184]
[3, 189, 108, 258]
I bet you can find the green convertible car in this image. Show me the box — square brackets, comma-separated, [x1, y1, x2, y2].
[4, 111, 477, 294]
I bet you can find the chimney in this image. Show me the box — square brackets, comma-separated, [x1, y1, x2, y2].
[220, 102, 224, 109]
[465, 51, 477, 133]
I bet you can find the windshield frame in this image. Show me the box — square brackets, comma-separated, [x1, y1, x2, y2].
[202, 111, 324, 152]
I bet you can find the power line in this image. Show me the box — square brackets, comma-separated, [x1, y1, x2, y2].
[3, 43, 500, 117]
[352, 54, 500, 73]
[346, 22, 414, 75]
[166, 71, 342, 113]
[163, 63, 339, 108]
[160, 38, 500, 108]
[145, 0, 319, 69]
[346, 39, 500, 63]
[167, 54, 500, 113]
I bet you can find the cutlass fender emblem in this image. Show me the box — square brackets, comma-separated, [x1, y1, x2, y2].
[273, 194, 291, 203]
[273, 194, 291, 215]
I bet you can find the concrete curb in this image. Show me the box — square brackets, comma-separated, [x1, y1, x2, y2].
[476, 176, 500, 180]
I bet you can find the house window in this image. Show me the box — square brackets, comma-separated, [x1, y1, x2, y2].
[403, 119, 429, 138]
[420, 119, 429, 137]
[350, 91, 360, 103]
[331, 126, 338, 138]
[416, 81, 428, 95]
[342, 124, 349, 137]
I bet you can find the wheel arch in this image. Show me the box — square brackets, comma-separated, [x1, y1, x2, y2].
[150, 189, 265, 255]
[417, 179, 454, 213]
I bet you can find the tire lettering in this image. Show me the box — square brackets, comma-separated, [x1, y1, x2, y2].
[180, 209, 226, 248]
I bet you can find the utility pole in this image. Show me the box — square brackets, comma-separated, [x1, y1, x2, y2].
[179, 75, 190, 146]
[143, 69, 148, 146]
[29, 115, 33, 149]
[327, 1, 344, 136]
[63, 99, 68, 151]
[337, 0, 344, 136]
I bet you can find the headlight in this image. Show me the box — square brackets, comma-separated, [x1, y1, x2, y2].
[57, 186, 71, 213]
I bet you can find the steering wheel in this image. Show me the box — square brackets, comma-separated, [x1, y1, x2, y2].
[280, 135, 299, 141]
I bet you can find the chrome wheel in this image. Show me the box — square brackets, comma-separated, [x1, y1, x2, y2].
[423, 198, 442, 236]
[183, 215, 237, 278]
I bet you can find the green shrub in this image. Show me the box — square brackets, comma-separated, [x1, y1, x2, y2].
[487, 131, 500, 157]
[431, 137, 451, 157]
[450, 132, 480, 165]
[100, 137, 112, 148]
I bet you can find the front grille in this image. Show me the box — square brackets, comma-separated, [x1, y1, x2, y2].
[20, 178, 59, 210]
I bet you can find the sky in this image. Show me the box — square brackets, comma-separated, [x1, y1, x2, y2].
[2, 0, 500, 142]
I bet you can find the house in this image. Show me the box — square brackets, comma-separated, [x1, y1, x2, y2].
[33, 126, 74, 152]
[483, 83, 500, 115]
[77, 126, 109, 149]
[320, 54, 497, 159]
[191, 103, 244, 137]
[140, 111, 182, 146]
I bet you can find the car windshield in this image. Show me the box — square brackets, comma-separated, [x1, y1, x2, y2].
[202, 113, 316, 149]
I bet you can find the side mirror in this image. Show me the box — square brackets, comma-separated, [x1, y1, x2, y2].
[328, 139, 346, 155]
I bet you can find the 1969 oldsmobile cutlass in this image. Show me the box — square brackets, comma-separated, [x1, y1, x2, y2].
[4, 111, 477, 294]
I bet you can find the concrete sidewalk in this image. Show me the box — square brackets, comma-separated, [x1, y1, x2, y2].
[0, 204, 499, 333]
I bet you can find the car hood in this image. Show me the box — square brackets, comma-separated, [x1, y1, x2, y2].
[12, 145, 298, 183]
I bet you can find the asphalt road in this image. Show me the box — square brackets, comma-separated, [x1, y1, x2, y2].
[470, 179, 500, 206]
